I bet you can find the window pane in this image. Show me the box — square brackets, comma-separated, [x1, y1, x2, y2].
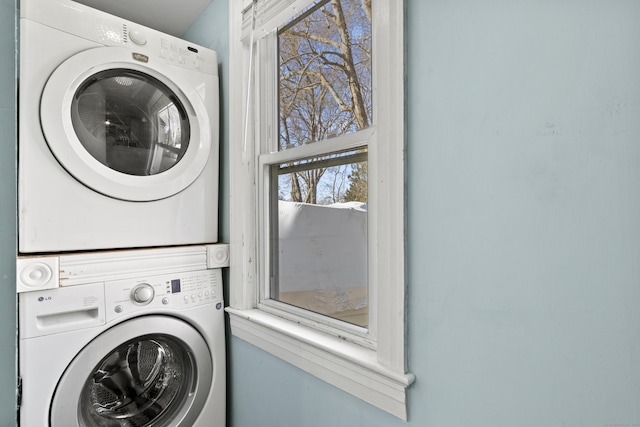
[270, 152, 368, 327]
[278, 0, 372, 150]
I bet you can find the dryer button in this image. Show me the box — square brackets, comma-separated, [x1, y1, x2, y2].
[129, 29, 147, 45]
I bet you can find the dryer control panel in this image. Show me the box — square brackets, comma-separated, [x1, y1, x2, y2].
[105, 269, 222, 322]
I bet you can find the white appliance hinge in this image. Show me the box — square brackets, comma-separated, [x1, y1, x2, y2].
[17, 376, 22, 409]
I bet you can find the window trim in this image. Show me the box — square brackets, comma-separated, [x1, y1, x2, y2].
[227, 0, 413, 420]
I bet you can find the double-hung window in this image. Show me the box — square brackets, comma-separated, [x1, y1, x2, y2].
[227, 0, 413, 419]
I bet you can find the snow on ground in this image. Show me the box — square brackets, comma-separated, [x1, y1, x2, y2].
[277, 200, 367, 293]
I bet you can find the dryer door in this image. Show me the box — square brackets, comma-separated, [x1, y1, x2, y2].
[50, 316, 213, 427]
[40, 47, 216, 202]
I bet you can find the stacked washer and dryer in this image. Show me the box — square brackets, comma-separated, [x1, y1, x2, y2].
[17, 0, 227, 426]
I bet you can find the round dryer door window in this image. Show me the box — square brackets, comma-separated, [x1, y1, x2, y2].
[50, 316, 214, 427]
[72, 69, 191, 177]
[40, 47, 216, 202]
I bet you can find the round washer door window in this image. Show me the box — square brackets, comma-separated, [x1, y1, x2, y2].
[40, 47, 214, 202]
[50, 316, 213, 427]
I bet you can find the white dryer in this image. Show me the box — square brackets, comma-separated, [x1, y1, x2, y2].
[19, 268, 225, 427]
[19, 0, 219, 253]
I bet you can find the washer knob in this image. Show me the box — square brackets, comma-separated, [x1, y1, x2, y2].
[131, 283, 155, 304]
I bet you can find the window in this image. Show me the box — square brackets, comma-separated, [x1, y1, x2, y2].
[267, 0, 372, 329]
[227, 0, 413, 420]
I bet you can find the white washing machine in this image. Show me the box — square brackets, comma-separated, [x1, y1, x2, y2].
[19, 268, 226, 427]
[19, 0, 219, 253]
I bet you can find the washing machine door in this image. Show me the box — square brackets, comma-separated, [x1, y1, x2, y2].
[40, 47, 215, 202]
[50, 316, 213, 427]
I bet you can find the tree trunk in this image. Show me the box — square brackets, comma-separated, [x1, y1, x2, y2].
[290, 173, 303, 202]
[331, 0, 369, 130]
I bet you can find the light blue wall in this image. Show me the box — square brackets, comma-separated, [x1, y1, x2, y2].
[409, 0, 639, 425]
[0, 0, 17, 424]
[192, 0, 640, 426]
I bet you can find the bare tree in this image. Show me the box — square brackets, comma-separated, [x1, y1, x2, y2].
[279, 0, 371, 204]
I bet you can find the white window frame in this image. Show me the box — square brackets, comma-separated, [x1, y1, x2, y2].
[227, 0, 414, 420]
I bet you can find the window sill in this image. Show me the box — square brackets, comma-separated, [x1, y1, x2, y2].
[226, 307, 415, 420]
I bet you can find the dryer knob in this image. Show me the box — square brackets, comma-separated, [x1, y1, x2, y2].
[129, 29, 147, 45]
[132, 283, 155, 304]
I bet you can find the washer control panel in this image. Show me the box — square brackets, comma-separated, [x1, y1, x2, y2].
[169, 273, 219, 302]
[105, 269, 222, 321]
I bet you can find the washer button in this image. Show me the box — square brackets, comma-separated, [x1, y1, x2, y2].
[114, 305, 123, 313]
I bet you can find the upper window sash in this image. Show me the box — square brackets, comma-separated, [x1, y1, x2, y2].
[254, 6, 373, 156]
